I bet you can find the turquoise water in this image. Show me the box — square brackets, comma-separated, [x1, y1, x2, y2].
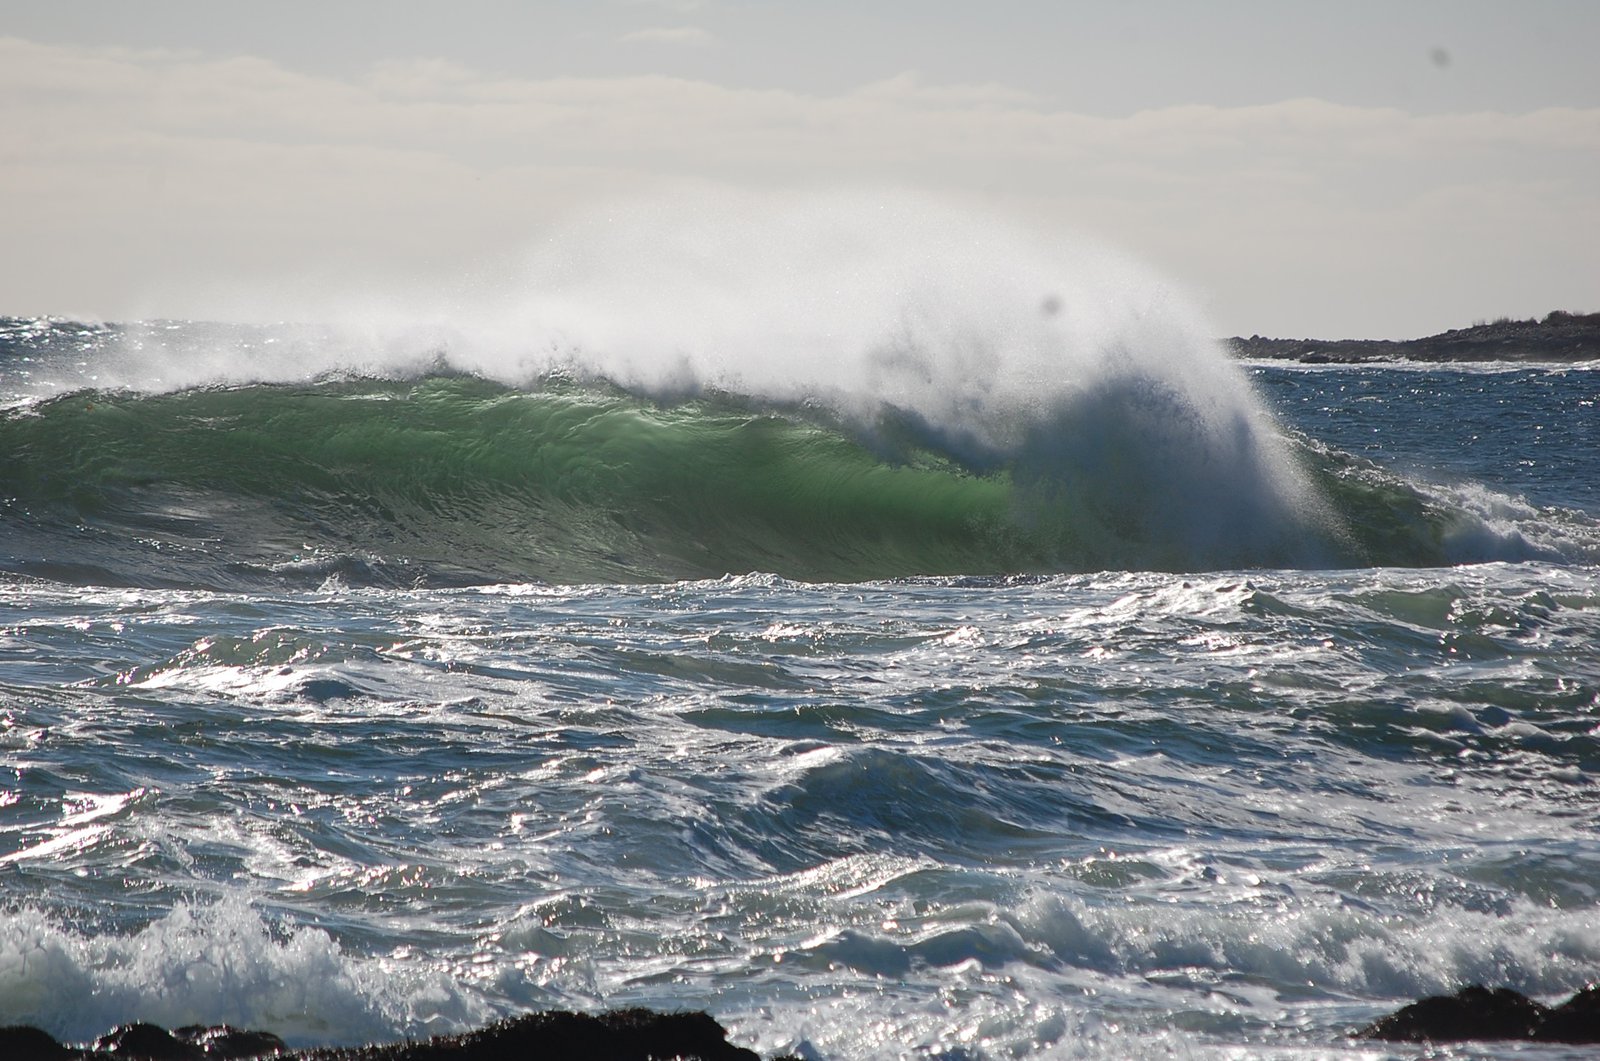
[2, 312, 1598, 1058]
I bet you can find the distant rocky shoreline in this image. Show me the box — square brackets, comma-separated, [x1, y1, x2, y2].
[1226, 310, 1600, 363]
[5, 312, 1599, 368]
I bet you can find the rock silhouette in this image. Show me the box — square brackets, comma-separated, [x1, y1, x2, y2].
[1359, 984, 1600, 1044]
[0, 1009, 785, 1061]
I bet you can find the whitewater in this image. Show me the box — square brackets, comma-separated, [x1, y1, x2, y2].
[2, 196, 1598, 1058]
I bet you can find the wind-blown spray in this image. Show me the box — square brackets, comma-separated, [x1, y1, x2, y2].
[381, 191, 1343, 572]
[12, 192, 1574, 583]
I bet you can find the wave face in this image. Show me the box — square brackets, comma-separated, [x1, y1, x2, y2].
[1, 371, 1590, 589]
[1, 376, 1029, 586]
[2, 195, 1594, 586]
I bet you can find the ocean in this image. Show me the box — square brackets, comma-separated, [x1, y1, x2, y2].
[2, 205, 1598, 1058]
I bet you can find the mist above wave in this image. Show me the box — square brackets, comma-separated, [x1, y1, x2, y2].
[36, 195, 1229, 427]
[80, 194, 1330, 565]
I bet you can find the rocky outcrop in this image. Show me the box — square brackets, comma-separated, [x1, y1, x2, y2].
[1359, 984, 1600, 1044]
[0, 1009, 784, 1061]
[12, 990, 1600, 1057]
[1227, 310, 1600, 364]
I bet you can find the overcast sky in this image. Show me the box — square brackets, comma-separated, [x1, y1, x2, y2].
[3, 0, 1595, 337]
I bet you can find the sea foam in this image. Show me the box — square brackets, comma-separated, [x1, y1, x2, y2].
[0, 899, 490, 1045]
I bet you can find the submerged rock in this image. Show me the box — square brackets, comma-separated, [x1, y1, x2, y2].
[0, 1009, 781, 1061]
[1359, 984, 1600, 1044]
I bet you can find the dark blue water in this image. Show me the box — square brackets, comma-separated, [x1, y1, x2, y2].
[1255, 363, 1600, 512]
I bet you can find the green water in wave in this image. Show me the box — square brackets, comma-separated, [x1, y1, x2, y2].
[1, 376, 1046, 584]
[4, 373, 1530, 586]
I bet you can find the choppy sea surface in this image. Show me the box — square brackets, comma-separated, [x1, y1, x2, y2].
[2, 212, 1598, 1059]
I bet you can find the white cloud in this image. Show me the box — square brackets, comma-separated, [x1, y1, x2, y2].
[618, 26, 716, 47]
[622, 0, 711, 11]
[0, 36, 1594, 335]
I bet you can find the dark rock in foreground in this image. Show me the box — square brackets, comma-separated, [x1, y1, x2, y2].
[1227, 310, 1600, 364]
[1541, 983, 1600, 1044]
[1359, 984, 1600, 1044]
[0, 1009, 784, 1061]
